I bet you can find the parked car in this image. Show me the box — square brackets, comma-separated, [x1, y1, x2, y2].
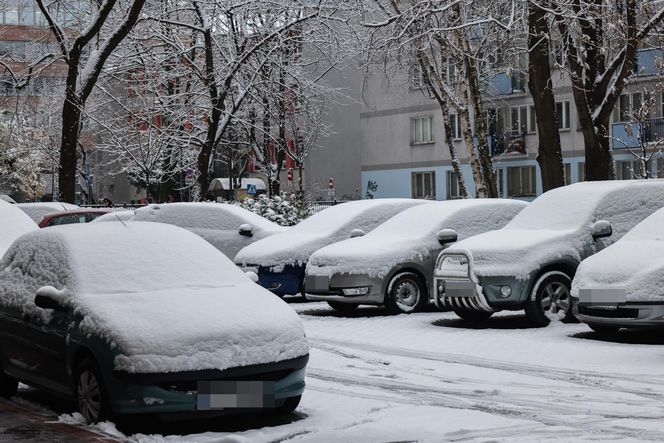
[132, 203, 287, 259]
[433, 181, 664, 326]
[305, 199, 528, 314]
[91, 210, 136, 223]
[0, 222, 308, 423]
[0, 200, 38, 256]
[572, 206, 664, 332]
[0, 195, 16, 204]
[236, 199, 428, 297]
[38, 208, 112, 228]
[17, 202, 78, 224]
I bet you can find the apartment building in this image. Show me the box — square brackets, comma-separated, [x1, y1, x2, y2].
[360, 48, 664, 201]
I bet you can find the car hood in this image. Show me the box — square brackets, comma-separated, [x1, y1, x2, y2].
[74, 283, 308, 373]
[307, 234, 433, 278]
[235, 232, 329, 267]
[572, 240, 664, 303]
[439, 228, 584, 279]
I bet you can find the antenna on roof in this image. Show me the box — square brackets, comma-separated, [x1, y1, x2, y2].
[115, 214, 128, 227]
[59, 202, 68, 211]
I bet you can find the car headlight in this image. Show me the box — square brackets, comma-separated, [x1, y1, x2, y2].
[500, 285, 512, 298]
[342, 287, 370, 296]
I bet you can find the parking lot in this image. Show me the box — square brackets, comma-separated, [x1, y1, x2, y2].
[3, 299, 664, 442]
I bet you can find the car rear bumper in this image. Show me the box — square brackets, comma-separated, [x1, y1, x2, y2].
[251, 264, 305, 296]
[575, 302, 664, 329]
[108, 355, 308, 415]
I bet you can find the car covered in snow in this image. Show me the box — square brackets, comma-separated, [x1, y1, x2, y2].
[235, 199, 428, 297]
[572, 207, 664, 332]
[305, 199, 527, 314]
[37, 208, 112, 227]
[132, 202, 287, 259]
[0, 200, 38, 257]
[91, 210, 136, 223]
[0, 222, 308, 423]
[433, 181, 664, 326]
[17, 202, 79, 224]
[0, 195, 16, 204]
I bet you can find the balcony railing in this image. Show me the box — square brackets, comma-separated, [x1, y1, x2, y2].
[489, 130, 527, 156]
[612, 117, 664, 149]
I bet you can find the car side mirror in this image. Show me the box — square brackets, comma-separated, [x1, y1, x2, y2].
[350, 228, 366, 238]
[35, 286, 65, 310]
[239, 224, 254, 237]
[245, 271, 259, 283]
[437, 229, 458, 246]
[591, 220, 612, 240]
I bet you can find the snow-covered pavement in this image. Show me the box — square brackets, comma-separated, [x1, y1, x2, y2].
[5, 300, 664, 442]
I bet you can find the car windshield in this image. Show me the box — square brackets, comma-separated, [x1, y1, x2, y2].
[293, 200, 401, 234]
[623, 209, 664, 242]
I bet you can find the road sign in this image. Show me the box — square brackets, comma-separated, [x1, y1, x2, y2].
[328, 177, 334, 189]
[247, 184, 257, 195]
[287, 169, 293, 182]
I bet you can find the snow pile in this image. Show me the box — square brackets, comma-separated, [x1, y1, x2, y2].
[0, 200, 38, 257]
[0, 223, 308, 373]
[235, 199, 427, 267]
[439, 181, 664, 280]
[91, 210, 135, 223]
[16, 202, 78, 223]
[307, 199, 527, 278]
[132, 202, 286, 259]
[572, 207, 664, 302]
[238, 193, 307, 226]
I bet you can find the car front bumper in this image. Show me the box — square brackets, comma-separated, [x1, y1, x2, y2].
[304, 273, 385, 304]
[575, 302, 664, 329]
[107, 355, 308, 415]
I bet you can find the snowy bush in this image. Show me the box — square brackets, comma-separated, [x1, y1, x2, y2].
[238, 193, 307, 226]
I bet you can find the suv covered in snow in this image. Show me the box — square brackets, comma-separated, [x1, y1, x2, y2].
[573, 206, 664, 332]
[305, 199, 526, 314]
[433, 181, 664, 326]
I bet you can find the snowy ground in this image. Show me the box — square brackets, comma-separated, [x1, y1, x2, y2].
[5, 299, 664, 442]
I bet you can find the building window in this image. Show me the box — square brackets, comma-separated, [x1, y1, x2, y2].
[447, 171, 463, 199]
[511, 105, 529, 134]
[409, 64, 425, 90]
[412, 115, 434, 145]
[564, 163, 572, 185]
[412, 171, 436, 199]
[449, 114, 462, 140]
[618, 93, 642, 122]
[556, 101, 571, 130]
[507, 166, 537, 197]
[657, 157, 664, 178]
[577, 162, 585, 182]
[528, 105, 537, 133]
[615, 159, 645, 180]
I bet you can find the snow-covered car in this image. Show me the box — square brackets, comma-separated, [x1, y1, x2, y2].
[91, 210, 136, 223]
[132, 202, 287, 259]
[0, 200, 38, 257]
[235, 199, 428, 297]
[17, 202, 78, 224]
[572, 207, 664, 332]
[38, 208, 112, 227]
[434, 181, 664, 326]
[305, 199, 527, 314]
[0, 195, 16, 204]
[0, 222, 308, 423]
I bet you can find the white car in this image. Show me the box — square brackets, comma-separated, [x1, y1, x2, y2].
[92, 210, 136, 223]
[573, 206, 664, 332]
[131, 202, 287, 259]
[235, 199, 428, 297]
[17, 202, 78, 224]
[0, 200, 38, 257]
[305, 199, 527, 313]
[434, 181, 664, 326]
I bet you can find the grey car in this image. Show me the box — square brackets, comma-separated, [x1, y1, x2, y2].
[305, 199, 527, 314]
[433, 181, 664, 326]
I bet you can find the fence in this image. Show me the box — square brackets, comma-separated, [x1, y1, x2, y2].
[304, 200, 347, 215]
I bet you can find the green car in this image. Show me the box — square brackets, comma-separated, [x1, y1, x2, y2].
[433, 181, 664, 326]
[0, 222, 308, 423]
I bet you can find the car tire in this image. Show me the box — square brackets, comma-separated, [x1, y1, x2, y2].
[0, 371, 18, 398]
[452, 308, 493, 322]
[385, 272, 428, 314]
[75, 357, 113, 424]
[277, 395, 302, 414]
[525, 271, 573, 327]
[588, 323, 620, 334]
[327, 301, 359, 313]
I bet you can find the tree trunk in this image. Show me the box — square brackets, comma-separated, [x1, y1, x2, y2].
[58, 95, 82, 203]
[458, 80, 486, 198]
[585, 119, 616, 180]
[528, 2, 565, 191]
[441, 106, 469, 199]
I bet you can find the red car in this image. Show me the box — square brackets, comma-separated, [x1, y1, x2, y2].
[38, 208, 113, 228]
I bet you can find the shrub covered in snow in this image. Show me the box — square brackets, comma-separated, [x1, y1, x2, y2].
[238, 193, 307, 226]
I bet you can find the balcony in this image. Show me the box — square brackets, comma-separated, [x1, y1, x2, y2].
[486, 72, 527, 96]
[489, 130, 527, 156]
[635, 49, 661, 77]
[612, 117, 664, 149]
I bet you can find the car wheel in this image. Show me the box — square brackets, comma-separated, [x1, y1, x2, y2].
[385, 272, 428, 314]
[0, 371, 18, 398]
[452, 308, 493, 322]
[75, 358, 112, 424]
[588, 323, 620, 334]
[327, 301, 359, 312]
[525, 271, 573, 327]
[277, 395, 302, 414]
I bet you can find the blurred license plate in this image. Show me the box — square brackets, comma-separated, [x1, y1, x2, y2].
[306, 275, 329, 291]
[578, 288, 626, 306]
[197, 381, 275, 410]
[445, 280, 476, 297]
